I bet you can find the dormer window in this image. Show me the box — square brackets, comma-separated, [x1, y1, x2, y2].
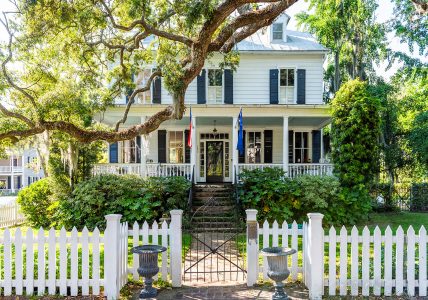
[272, 23, 283, 40]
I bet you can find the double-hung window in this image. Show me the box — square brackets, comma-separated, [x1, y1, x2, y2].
[294, 132, 310, 163]
[121, 138, 140, 163]
[272, 23, 283, 40]
[247, 132, 262, 163]
[169, 131, 184, 163]
[207, 69, 223, 104]
[279, 68, 295, 104]
[135, 69, 152, 104]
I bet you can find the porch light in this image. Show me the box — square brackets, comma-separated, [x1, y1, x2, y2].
[212, 120, 218, 133]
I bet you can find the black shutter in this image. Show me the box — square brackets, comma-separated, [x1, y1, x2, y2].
[158, 130, 167, 163]
[28, 177, 31, 186]
[136, 136, 141, 163]
[264, 130, 273, 163]
[297, 69, 306, 104]
[109, 142, 118, 163]
[269, 69, 279, 104]
[224, 69, 233, 104]
[238, 130, 246, 163]
[312, 130, 321, 163]
[152, 76, 162, 104]
[184, 130, 191, 163]
[197, 69, 206, 104]
[288, 130, 294, 163]
[7, 176, 11, 189]
[17, 176, 21, 189]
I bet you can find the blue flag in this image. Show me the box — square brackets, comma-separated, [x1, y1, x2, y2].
[237, 109, 244, 155]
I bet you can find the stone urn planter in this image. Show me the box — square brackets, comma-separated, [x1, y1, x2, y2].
[131, 245, 167, 299]
[260, 247, 297, 300]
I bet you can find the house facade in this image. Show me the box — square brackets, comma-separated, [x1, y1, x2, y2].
[94, 15, 333, 183]
[0, 148, 45, 194]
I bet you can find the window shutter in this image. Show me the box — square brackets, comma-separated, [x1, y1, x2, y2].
[109, 142, 118, 163]
[269, 69, 279, 104]
[238, 130, 246, 163]
[158, 130, 167, 163]
[288, 130, 294, 163]
[264, 130, 273, 163]
[7, 176, 11, 189]
[28, 177, 31, 186]
[312, 130, 321, 163]
[17, 176, 21, 189]
[152, 76, 162, 104]
[297, 69, 306, 104]
[184, 130, 191, 163]
[224, 69, 233, 104]
[136, 136, 141, 163]
[197, 69, 206, 104]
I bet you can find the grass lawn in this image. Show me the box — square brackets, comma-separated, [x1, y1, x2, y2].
[361, 211, 428, 233]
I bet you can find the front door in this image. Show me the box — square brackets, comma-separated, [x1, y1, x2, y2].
[206, 141, 223, 183]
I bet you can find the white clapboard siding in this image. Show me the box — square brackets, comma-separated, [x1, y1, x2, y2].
[0, 226, 104, 296]
[259, 220, 305, 280]
[323, 224, 428, 297]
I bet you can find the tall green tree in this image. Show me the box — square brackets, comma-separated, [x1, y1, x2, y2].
[0, 0, 298, 146]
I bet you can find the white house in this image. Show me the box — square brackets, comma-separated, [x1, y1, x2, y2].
[0, 148, 45, 194]
[94, 15, 333, 183]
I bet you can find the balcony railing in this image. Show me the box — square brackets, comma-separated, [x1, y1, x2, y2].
[237, 163, 334, 178]
[92, 163, 193, 181]
[0, 166, 23, 173]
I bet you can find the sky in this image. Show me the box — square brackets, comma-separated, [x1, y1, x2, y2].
[0, 0, 426, 80]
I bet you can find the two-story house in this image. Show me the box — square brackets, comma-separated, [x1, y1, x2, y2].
[94, 15, 332, 183]
[0, 148, 45, 194]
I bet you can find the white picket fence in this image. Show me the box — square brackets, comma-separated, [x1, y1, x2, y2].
[0, 201, 25, 228]
[259, 220, 305, 281]
[0, 210, 183, 299]
[324, 225, 427, 297]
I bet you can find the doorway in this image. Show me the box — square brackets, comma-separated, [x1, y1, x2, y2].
[206, 141, 224, 183]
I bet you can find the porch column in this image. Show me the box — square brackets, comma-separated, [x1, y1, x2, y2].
[22, 153, 27, 187]
[320, 128, 324, 162]
[191, 116, 197, 183]
[232, 116, 238, 184]
[140, 117, 147, 177]
[10, 155, 15, 193]
[283, 116, 289, 175]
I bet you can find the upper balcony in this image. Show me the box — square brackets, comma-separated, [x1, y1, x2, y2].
[0, 166, 23, 174]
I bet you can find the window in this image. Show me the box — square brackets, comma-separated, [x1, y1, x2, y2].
[247, 132, 262, 163]
[169, 131, 184, 163]
[279, 68, 295, 104]
[135, 69, 152, 104]
[207, 69, 223, 104]
[272, 23, 283, 40]
[294, 132, 310, 163]
[120, 138, 140, 163]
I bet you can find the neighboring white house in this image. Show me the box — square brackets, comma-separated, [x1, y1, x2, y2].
[0, 148, 45, 194]
[94, 14, 333, 183]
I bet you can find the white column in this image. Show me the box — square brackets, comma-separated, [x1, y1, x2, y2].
[283, 117, 289, 176]
[10, 155, 15, 193]
[140, 135, 147, 177]
[191, 116, 197, 183]
[104, 214, 122, 300]
[232, 116, 238, 184]
[307, 213, 324, 300]
[246, 209, 258, 286]
[170, 209, 183, 287]
[22, 154, 27, 187]
[320, 128, 324, 162]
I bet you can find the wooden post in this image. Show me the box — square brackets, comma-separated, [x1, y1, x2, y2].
[104, 214, 122, 300]
[307, 213, 324, 300]
[246, 209, 258, 286]
[283, 116, 289, 176]
[170, 209, 183, 287]
[191, 116, 197, 183]
[232, 116, 238, 183]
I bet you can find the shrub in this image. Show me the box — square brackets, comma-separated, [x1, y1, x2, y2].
[410, 183, 428, 211]
[17, 178, 54, 228]
[57, 174, 191, 230]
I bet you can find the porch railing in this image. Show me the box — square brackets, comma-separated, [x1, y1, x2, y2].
[92, 163, 193, 181]
[237, 163, 334, 178]
[0, 166, 23, 173]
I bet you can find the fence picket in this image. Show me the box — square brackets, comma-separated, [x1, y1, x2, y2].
[362, 226, 370, 296]
[262, 220, 269, 280]
[395, 226, 404, 295]
[37, 228, 46, 296]
[328, 226, 336, 296]
[132, 221, 140, 280]
[26, 228, 34, 295]
[291, 221, 298, 281]
[282, 221, 288, 248]
[59, 227, 67, 296]
[373, 226, 381, 296]
[4, 228, 12, 296]
[153, 221, 159, 281]
[407, 226, 416, 297]
[48, 228, 56, 295]
[272, 221, 279, 247]
[350, 226, 358, 296]
[419, 226, 427, 297]
[384, 226, 393, 296]
[339, 226, 347, 296]
[15, 228, 23, 295]
[92, 227, 101, 295]
[161, 220, 168, 280]
[142, 221, 149, 244]
[82, 227, 90, 295]
[70, 227, 78, 296]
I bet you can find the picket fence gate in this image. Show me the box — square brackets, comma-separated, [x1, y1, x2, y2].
[0, 201, 25, 228]
[0, 210, 183, 300]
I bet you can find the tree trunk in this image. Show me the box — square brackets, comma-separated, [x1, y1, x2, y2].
[334, 51, 341, 93]
[35, 131, 50, 177]
[67, 142, 79, 189]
